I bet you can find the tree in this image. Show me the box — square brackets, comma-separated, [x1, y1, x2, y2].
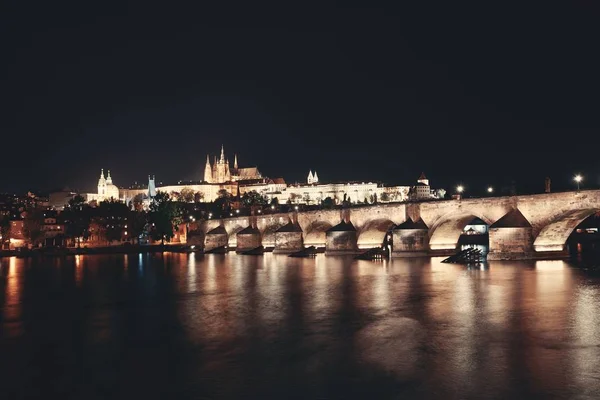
[132, 193, 145, 211]
[64, 196, 91, 247]
[128, 209, 147, 244]
[194, 191, 205, 203]
[270, 197, 279, 207]
[68, 194, 86, 211]
[96, 199, 130, 243]
[212, 189, 232, 217]
[302, 194, 311, 204]
[321, 197, 335, 209]
[380, 192, 390, 202]
[148, 192, 182, 244]
[23, 208, 45, 246]
[241, 190, 267, 207]
[436, 188, 447, 199]
[178, 187, 195, 203]
[289, 193, 302, 204]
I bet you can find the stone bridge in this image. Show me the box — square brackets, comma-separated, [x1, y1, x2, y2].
[195, 190, 600, 260]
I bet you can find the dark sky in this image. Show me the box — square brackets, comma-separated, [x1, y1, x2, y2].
[2, 1, 599, 196]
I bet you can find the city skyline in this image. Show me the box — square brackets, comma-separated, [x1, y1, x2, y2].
[2, 2, 599, 194]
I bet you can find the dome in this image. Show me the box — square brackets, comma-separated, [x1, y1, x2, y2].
[105, 184, 120, 199]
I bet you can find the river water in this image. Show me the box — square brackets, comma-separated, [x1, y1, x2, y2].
[2, 253, 600, 399]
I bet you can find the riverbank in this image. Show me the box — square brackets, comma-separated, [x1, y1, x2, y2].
[0, 244, 196, 258]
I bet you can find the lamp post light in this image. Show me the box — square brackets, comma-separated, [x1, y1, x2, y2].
[574, 175, 583, 192]
[487, 186, 493, 194]
[455, 185, 464, 200]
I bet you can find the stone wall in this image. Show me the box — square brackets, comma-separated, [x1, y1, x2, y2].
[236, 232, 262, 252]
[488, 227, 533, 260]
[392, 229, 429, 257]
[205, 233, 228, 252]
[326, 231, 358, 254]
[274, 231, 304, 254]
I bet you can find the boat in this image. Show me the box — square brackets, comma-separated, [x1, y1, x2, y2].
[354, 247, 387, 260]
[288, 246, 317, 258]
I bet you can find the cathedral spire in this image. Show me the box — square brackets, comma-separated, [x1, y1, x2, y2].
[313, 171, 319, 183]
[106, 170, 112, 184]
[220, 145, 225, 163]
[204, 154, 212, 183]
[100, 169, 105, 180]
[307, 170, 314, 184]
[234, 154, 238, 170]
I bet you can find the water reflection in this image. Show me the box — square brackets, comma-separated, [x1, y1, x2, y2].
[2, 257, 23, 337]
[3, 254, 600, 398]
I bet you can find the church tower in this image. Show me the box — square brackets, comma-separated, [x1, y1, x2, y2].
[313, 171, 319, 184]
[98, 169, 106, 196]
[204, 155, 212, 183]
[106, 170, 113, 185]
[307, 170, 314, 184]
[233, 154, 238, 171]
[417, 172, 429, 186]
[148, 175, 156, 198]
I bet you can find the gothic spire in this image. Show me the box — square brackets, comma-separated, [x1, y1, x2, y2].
[100, 168, 105, 179]
[234, 154, 238, 169]
[220, 144, 225, 163]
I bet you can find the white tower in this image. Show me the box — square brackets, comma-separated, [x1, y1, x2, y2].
[313, 171, 319, 184]
[307, 170, 314, 184]
[97, 169, 106, 195]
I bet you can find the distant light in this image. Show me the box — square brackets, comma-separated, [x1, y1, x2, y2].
[258, 209, 261, 213]
[235, 209, 239, 214]
[456, 185, 464, 193]
[574, 175, 583, 183]
[271, 205, 275, 210]
[294, 206, 299, 210]
[189, 216, 194, 220]
[487, 187, 493, 193]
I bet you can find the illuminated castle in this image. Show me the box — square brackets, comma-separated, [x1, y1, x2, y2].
[203, 145, 262, 183]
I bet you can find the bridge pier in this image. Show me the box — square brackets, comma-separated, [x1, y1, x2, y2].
[274, 221, 304, 254]
[325, 220, 359, 255]
[391, 218, 429, 257]
[236, 226, 262, 253]
[487, 209, 534, 260]
[204, 226, 229, 252]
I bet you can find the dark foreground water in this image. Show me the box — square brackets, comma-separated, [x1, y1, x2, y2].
[2, 254, 600, 399]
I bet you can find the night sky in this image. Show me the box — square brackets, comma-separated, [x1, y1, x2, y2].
[2, 1, 599, 196]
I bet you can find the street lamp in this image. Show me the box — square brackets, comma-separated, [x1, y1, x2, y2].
[456, 185, 464, 194]
[574, 175, 583, 191]
[487, 186, 493, 194]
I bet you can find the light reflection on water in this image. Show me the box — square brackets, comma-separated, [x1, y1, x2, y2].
[2, 253, 600, 398]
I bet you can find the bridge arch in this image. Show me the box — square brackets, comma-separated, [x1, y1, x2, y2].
[304, 221, 333, 247]
[357, 218, 396, 249]
[260, 220, 288, 247]
[429, 211, 493, 251]
[226, 223, 247, 248]
[533, 208, 598, 252]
